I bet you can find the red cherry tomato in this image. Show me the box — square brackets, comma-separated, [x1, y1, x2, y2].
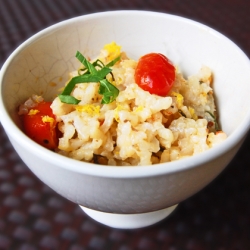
[22, 102, 58, 150]
[134, 53, 175, 96]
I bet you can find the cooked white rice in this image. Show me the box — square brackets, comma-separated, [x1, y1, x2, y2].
[48, 43, 227, 166]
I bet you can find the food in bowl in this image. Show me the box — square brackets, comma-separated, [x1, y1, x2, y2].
[18, 42, 227, 166]
[1, 10, 250, 229]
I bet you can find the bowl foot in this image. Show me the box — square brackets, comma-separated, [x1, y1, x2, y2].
[79, 204, 178, 229]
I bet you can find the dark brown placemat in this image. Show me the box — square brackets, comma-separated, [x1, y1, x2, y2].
[1, 0, 250, 249]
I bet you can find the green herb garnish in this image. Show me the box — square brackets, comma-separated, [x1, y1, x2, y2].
[59, 51, 120, 105]
[205, 111, 220, 131]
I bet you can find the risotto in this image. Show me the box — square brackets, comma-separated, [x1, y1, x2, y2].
[19, 42, 227, 166]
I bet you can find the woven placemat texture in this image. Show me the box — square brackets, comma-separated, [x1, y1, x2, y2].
[0, 0, 250, 249]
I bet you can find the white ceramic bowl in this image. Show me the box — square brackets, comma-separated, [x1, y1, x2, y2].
[1, 10, 250, 229]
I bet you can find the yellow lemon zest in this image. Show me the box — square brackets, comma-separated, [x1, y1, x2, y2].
[75, 104, 100, 116]
[104, 42, 121, 61]
[114, 104, 123, 122]
[133, 105, 143, 113]
[42, 116, 55, 127]
[171, 92, 183, 109]
[28, 109, 40, 115]
[201, 92, 207, 97]
[188, 107, 198, 120]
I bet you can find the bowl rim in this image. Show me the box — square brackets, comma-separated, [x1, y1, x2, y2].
[1, 10, 250, 178]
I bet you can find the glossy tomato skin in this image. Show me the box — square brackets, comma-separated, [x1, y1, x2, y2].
[22, 102, 58, 150]
[134, 53, 175, 96]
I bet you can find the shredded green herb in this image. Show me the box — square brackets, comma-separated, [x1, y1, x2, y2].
[205, 111, 220, 131]
[59, 51, 120, 105]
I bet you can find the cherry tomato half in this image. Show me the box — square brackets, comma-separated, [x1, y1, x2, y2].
[134, 53, 175, 96]
[22, 102, 58, 150]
